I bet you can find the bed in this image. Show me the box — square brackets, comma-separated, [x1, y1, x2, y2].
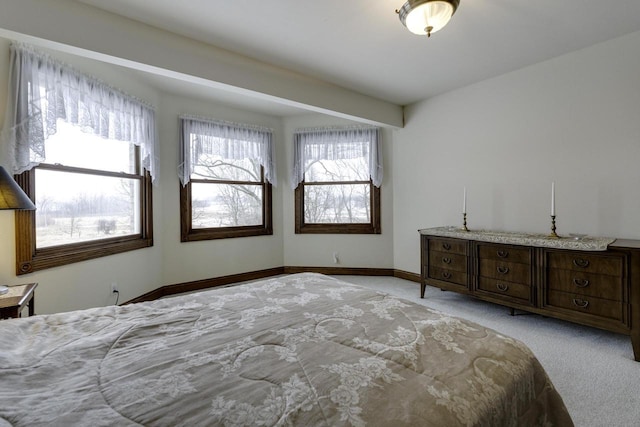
[0, 273, 573, 426]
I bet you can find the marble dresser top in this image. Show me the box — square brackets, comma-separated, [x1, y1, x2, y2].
[419, 227, 616, 251]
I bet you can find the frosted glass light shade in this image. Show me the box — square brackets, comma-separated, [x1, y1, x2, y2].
[398, 0, 460, 37]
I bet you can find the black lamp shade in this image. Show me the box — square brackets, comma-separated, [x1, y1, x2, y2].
[0, 166, 36, 210]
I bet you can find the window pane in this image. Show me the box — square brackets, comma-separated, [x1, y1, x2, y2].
[304, 184, 370, 223]
[35, 169, 140, 248]
[44, 121, 136, 174]
[305, 156, 369, 182]
[191, 182, 263, 228]
[191, 156, 261, 182]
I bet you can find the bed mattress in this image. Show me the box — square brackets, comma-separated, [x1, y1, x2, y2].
[0, 273, 573, 426]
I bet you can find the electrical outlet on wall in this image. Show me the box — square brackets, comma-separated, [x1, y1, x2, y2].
[111, 282, 119, 294]
[333, 252, 339, 264]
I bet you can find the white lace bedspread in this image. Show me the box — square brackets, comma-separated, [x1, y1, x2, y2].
[0, 273, 573, 426]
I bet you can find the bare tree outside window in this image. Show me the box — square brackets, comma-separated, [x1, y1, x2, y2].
[302, 155, 371, 224]
[190, 156, 263, 228]
[179, 129, 273, 242]
[294, 134, 381, 234]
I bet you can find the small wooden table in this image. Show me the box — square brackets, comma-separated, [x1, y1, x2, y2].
[0, 283, 38, 319]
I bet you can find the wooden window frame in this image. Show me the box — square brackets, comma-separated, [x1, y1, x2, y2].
[294, 179, 381, 234]
[180, 166, 273, 242]
[14, 156, 153, 275]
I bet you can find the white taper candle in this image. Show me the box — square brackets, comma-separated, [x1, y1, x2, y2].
[463, 187, 467, 214]
[551, 182, 555, 216]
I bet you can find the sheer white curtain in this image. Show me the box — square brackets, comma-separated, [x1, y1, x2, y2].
[1, 43, 159, 181]
[291, 126, 383, 189]
[178, 115, 276, 186]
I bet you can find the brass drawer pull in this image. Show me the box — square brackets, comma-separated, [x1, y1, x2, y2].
[442, 243, 451, 250]
[442, 257, 452, 264]
[496, 283, 509, 292]
[442, 271, 452, 279]
[497, 250, 508, 258]
[573, 258, 590, 268]
[497, 266, 510, 274]
[572, 298, 589, 308]
[573, 278, 590, 288]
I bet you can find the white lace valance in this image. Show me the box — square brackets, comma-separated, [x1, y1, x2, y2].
[290, 126, 383, 190]
[1, 43, 159, 181]
[178, 115, 276, 186]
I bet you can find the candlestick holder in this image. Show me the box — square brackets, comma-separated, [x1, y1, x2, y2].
[462, 213, 469, 232]
[549, 215, 559, 239]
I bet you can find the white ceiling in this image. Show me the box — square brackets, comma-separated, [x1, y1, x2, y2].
[75, 0, 640, 108]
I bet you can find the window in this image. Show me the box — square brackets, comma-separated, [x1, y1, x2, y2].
[4, 43, 156, 274]
[292, 127, 382, 234]
[179, 116, 275, 241]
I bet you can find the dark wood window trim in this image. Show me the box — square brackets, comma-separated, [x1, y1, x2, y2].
[14, 166, 153, 275]
[294, 180, 381, 234]
[179, 171, 273, 242]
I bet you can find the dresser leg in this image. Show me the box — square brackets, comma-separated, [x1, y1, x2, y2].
[632, 334, 640, 362]
[420, 282, 426, 298]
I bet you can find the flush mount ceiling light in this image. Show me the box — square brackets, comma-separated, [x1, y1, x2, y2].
[397, 0, 460, 37]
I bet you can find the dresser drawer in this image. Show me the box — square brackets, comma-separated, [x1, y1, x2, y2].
[479, 259, 531, 285]
[428, 266, 468, 286]
[429, 238, 467, 255]
[429, 251, 467, 273]
[477, 277, 531, 302]
[547, 269, 624, 301]
[419, 229, 640, 361]
[546, 291, 625, 322]
[478, 244, 532, 264]
[547, 251, 624, 276]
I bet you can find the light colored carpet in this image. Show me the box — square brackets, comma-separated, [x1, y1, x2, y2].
[335, 275, 640, 427]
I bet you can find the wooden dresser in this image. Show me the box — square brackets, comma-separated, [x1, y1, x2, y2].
[420, 228, 640, 362]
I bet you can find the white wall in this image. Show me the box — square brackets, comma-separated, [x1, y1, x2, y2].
[8, 24, 637, 313]
[0, 38, 164, 314]
[282, 114, 395, 269]
[0, 36, 393, 315]
[0, 0, 395, 316]
[0, 39, 287, 314]
[156, 94, 285, 286]
[0, 0, 403, 127]
[393, 31, 640, 274]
